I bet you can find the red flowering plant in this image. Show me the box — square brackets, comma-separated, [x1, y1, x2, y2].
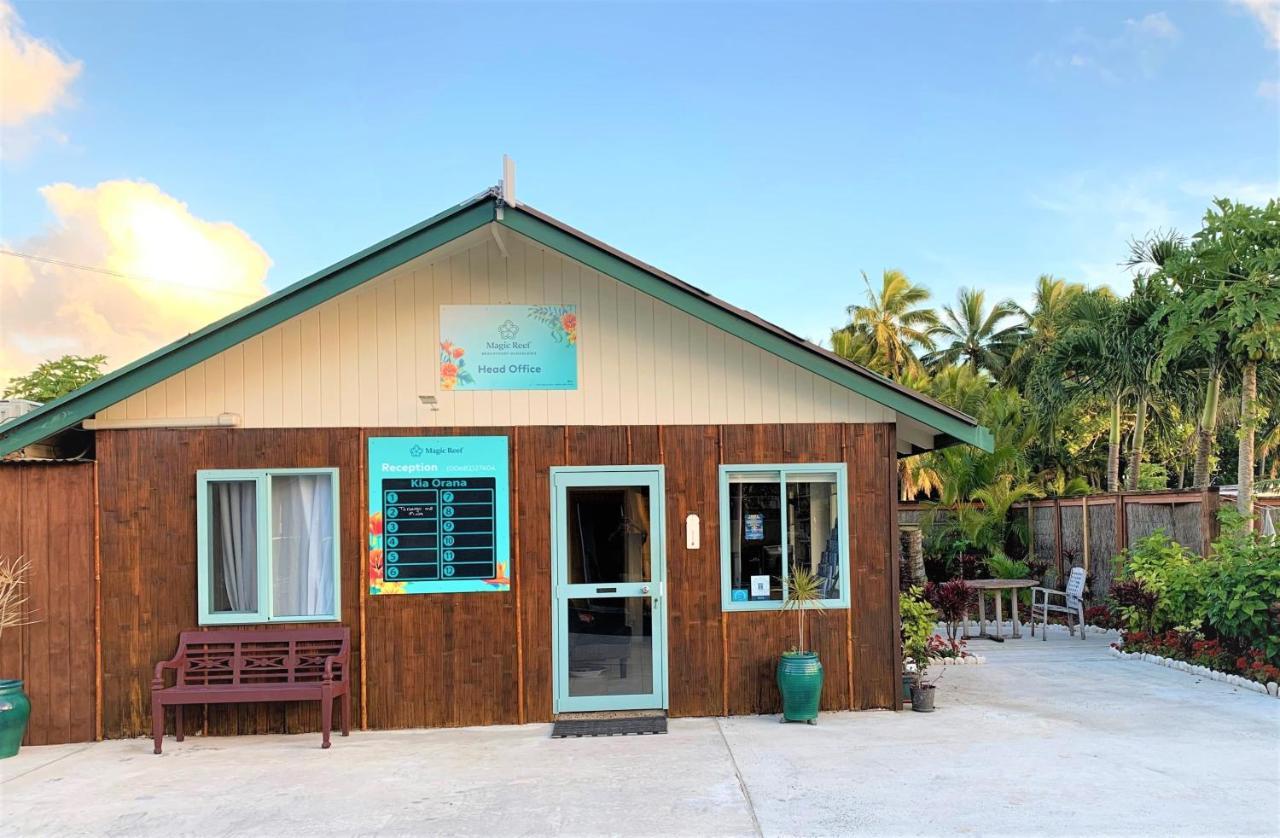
[924, 579, 976, 644]
[926, 633, 968, 660]
[1237, 648, 1280, 684]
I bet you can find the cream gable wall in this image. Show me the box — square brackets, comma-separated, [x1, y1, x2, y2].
[95, 227, 896, 428]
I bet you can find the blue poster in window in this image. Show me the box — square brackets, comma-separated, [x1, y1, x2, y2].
[744, 513, 765, 541]
[439, 304, 578, 390]
[367, 436, 510, 595]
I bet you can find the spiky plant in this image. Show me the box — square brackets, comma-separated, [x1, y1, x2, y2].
[780, 565, 826, 654]
[0, 555, 34, 647]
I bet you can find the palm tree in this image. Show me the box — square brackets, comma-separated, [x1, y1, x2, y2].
[1003, 275, 1086, 389]
[831, 270, 939, 379]
[924, 288, 1025, 377]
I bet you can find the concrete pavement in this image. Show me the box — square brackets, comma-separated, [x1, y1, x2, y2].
[4, 630, 1278, 836]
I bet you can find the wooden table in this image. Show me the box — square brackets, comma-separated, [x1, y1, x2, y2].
[962, 579, 1038, 641]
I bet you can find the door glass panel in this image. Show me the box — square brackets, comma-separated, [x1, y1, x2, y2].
[567, 597, 654, 697]
[727, 476, 782, 602]
[565, 486, 651, 584]
[786, 473, 841, 600]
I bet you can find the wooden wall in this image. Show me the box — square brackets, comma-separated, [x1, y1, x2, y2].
[93, 421, 901, 739]
[95, 229, 895, 430]
[0, 461, 98, 745]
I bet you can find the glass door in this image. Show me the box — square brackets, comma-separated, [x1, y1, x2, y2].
[551, 467, 666, 713]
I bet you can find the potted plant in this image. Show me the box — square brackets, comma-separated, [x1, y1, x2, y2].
[911, 670, 940, 712]
[899, 587, 935, 704]
[777, 566, 826, 724]
[0, 555, 34, 759]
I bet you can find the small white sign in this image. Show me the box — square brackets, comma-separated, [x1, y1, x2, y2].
[685, 513, 700, 549]
[750, 575, 771, 599]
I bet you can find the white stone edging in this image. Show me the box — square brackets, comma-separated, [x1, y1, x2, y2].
[928, 655, 986, 666]
[1108, 645, 1280, 698]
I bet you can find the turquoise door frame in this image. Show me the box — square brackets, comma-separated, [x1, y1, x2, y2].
[550, 466, 668, 714]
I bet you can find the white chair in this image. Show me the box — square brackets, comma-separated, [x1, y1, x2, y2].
[1030, 566, 1086, 641]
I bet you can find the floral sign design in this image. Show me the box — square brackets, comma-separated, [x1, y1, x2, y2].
[438, 304, 578, 390]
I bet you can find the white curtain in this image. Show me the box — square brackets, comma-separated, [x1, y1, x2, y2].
[214, 481, 258, 612]
[272, 474, 335, 617]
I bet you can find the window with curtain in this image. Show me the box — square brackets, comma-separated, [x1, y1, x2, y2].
[197, 469, 340, 624]
[719, 464, 849, 611]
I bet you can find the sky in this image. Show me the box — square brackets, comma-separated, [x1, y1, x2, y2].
[1, 0, 1277, 382]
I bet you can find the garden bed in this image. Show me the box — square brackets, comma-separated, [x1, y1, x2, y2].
[1108, 644, 1280, 698]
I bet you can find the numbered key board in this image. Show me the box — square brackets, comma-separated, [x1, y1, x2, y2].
[367, 436, 510, 594]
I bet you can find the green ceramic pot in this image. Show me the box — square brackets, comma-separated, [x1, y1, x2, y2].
[0, 679, 31, 759]
[777, 651, 823, 724]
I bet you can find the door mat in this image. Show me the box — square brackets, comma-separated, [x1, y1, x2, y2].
[550, 715, 667, 738]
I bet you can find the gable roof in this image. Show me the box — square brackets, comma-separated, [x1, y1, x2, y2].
[0, 188, 992, 457]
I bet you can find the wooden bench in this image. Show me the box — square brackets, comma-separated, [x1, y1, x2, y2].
[151, 627, 351, 754]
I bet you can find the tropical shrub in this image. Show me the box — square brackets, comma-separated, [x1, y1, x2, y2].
[924, 579, 976, 642]
[1201, 526, 1280, 665]
[900, 587, 937, 671]
[1110, 579, 1159, 633]
[1121, 533, 1207, 632]
[1084, 604, 1122, 630]
[926, 633, 967, 659]
[985, 552, 1030, 580]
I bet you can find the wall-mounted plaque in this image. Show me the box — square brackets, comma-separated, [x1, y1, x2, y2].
[439, 304, 578, 391]
[367, 436, 510, 594]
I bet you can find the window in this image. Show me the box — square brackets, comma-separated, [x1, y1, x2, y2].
[719, 464, 849, 611]
[197, 469, 340, 624]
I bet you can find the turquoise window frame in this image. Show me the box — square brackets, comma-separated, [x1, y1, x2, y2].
[718, 463, 851, 612]
[196, 467, 341, 626]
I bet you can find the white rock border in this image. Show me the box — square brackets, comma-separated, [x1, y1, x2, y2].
[929, 654, 986, 666]
[1108, 644, 1280, 698]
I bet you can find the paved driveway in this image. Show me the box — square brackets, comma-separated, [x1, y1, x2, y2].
[4, 630, 1279, 836]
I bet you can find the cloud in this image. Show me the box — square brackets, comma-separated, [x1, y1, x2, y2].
[0, 180, 270, 385]
[0, 0, 80, 126]
[1232, 0, 1280, 48]
[1028, 170, 1276, 292]
[1033, 11, 1181, 81]
[1261, 79, 1280, 98]
[1180, 177, 1279, 206]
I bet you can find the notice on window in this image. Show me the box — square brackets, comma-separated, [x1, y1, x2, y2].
[439, 304, 578, 391]
[367, 436, 510, 595]
[744, 513, 765, 541]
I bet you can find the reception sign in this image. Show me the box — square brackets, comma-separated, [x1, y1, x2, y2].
[368, 436, 510, 595]
[439, 304, 578, 390]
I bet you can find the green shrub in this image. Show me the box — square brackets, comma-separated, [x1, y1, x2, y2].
[1202, 527, 1280, 665]
[1119, 533, 1207, 632]
[985, 552, 1030, 580]
[900, 587, 937, 671]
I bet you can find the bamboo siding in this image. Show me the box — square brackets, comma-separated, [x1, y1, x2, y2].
[94, 230, 895, 429]
[83, 422, 901, 739]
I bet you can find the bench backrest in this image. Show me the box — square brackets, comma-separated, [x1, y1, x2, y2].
[174, 627, 349, 687]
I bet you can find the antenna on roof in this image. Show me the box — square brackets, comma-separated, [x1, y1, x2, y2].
[501, 155, 518, 207]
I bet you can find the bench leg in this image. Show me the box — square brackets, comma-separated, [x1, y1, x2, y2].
[175, 706, 184, 742]
[152, 699, 164, 755]
[342, 690, 351, 736]
[321, 689, 333, 749]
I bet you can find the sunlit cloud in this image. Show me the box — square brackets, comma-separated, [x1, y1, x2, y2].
[1232, 0, 1280, 48]
[1032, 11, 1180, 82]
[0, 0, 80, 156]
[0, 180, 270, 385]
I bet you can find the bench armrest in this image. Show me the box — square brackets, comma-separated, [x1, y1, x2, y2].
[1031, 587, 1068, 599]
[324, 649, 350, 683]
[152, 652, 186, 688]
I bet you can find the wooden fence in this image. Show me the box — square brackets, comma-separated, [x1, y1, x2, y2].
[900, 488, 1221, 603]
[0, 460, 99, 745]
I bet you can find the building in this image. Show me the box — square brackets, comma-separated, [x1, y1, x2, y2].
[0, 181, 990, 745]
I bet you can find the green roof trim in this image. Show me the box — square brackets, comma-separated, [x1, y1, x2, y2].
[0, 187, 991, 456]
[499, 206, 993, 453]
[0, 194, 497, 456]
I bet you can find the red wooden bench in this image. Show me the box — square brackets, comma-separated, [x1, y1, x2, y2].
[151, 627, 351, 754]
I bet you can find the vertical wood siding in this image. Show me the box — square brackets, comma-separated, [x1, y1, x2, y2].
[95, 231, 895, 429]
[0, 462, 97, 745]
[91, 422, 899, 739]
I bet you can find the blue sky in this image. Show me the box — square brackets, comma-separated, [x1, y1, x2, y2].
[1, 0, 1277, 367]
